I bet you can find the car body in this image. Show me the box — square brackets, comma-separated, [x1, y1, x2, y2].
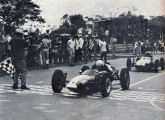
[127, 52, 164, 72]
[51, 66, 130, 97]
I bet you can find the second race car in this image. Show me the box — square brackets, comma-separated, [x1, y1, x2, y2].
[126, 52, 165, 72]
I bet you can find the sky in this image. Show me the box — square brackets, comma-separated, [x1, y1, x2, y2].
[33, 0, 165, 27]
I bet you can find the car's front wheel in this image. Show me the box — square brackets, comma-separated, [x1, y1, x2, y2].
[101, 74, 112, 97]
[120, 68, 130, 90]
[52, 70, 65, 93]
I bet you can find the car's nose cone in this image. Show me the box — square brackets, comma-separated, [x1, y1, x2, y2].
[66, 75, 94, 92]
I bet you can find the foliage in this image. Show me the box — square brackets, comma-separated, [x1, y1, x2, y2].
[56, 14, 86, 35]
[0, 0, 45, 26]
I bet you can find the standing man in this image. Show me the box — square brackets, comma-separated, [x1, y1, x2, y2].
[39, 34, 51, 69]
[110, 35, 117, 56]
[88, 36, 94, 60]
[0, 31, 6, 62]
[74, 35, 79, 62]
[83, 35, 89, 63]
[99, 37, 108, 62]
[23, 32, 30, 65]
[78, 35, 84, 61]
[67, 36, 75, 66]
[10, 28, 29, 90]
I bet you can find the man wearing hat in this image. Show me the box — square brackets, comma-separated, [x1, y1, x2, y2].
[10, 28, 30, 90]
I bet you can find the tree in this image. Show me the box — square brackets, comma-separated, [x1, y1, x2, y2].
[55, 14, 86, 35]
[69, 14, 86, 29]
[0, 0, 45, 27]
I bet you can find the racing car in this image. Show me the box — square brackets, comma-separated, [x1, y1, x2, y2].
[126, 52, 165, 72]
[51, 66, 130, 97]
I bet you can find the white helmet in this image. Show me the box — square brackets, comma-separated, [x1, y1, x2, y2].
[24, 32, 28, 36]
[95, 60, 104, 67]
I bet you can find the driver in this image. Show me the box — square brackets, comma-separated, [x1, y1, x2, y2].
[92, 60, 115, 73]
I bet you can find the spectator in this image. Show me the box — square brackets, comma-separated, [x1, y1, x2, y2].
[67, 36, 75, 66]
[141, 40, 144, 54]
[137, 40, 141, 56]
[133, 40, 138, 55]
[0, 31, 7, 62]
[88, 36, 94, 60]
[144, 40, 150, 52]
[61, 36, 68, 64]
[78, 35, 84, 60]
[27, 33, 37, 67]
[10, 28, 30, 90]
[99, 37, 108, 62]
[35, 35, 43, 67]
[52, 37, 59, 64]
[153, 41, 158, 54]
[110, 35, 117, 56]
[57, 38, 63, 64]
[6, 34, 12, 57]
[37, 34, 51, 69]
[23, 32, 30, 65]
[82, 35, 89, 63]
[74, 35, 80, 62]
[93, 35, 100, 55]
[160, 41, 164, 53]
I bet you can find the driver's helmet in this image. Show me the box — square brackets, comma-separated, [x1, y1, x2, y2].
[95, 60, 104, 67]
[144, 51, 152, 57]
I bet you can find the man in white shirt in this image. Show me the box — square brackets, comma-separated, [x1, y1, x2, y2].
[77, 35, 84, 61]
[99, 37, 107, 62]
[67, 36, 75, 66]
[37, 34, 51, 69]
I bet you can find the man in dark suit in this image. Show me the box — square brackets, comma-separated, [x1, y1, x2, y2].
[10, 28, 30, 90]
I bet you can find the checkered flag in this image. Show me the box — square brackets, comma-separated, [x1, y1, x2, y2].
[0, 58, 21, 80]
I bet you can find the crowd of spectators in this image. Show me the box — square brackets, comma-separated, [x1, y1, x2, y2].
[0, 29, 114, 68]
[133, 39, 165, 56]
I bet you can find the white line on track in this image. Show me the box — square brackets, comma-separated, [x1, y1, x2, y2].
[130, 71, 165, 87]
[150, 96, 165, 111]
[129, 71, 165, 111]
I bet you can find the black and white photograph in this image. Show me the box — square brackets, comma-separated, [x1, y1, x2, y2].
[0, 0, 165, 120]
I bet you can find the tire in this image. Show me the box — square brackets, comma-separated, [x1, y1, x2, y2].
[154, 59, 159, 73]
[52, 70, 65, 93]
[160, 58, 164, 70]
[120, 68, 130, 90]
[80, 66, 90, 74]
[101, 74, 112, 97]
[126, 58, 132, 71]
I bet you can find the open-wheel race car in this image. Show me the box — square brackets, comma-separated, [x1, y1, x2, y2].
[126, 52, 165, 72]
[51, 65, 130, 97]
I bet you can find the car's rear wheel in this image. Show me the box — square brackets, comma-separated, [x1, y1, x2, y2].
[52, 70, 65, 93]
[101, 74, 112, 97]
[120, 68, 130, 90]
[154, 59, 159, 73]
[126, 58, 132, 71]
[160, 58, 164, 70]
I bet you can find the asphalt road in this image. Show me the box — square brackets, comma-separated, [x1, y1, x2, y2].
[0, 54, 165, 120]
